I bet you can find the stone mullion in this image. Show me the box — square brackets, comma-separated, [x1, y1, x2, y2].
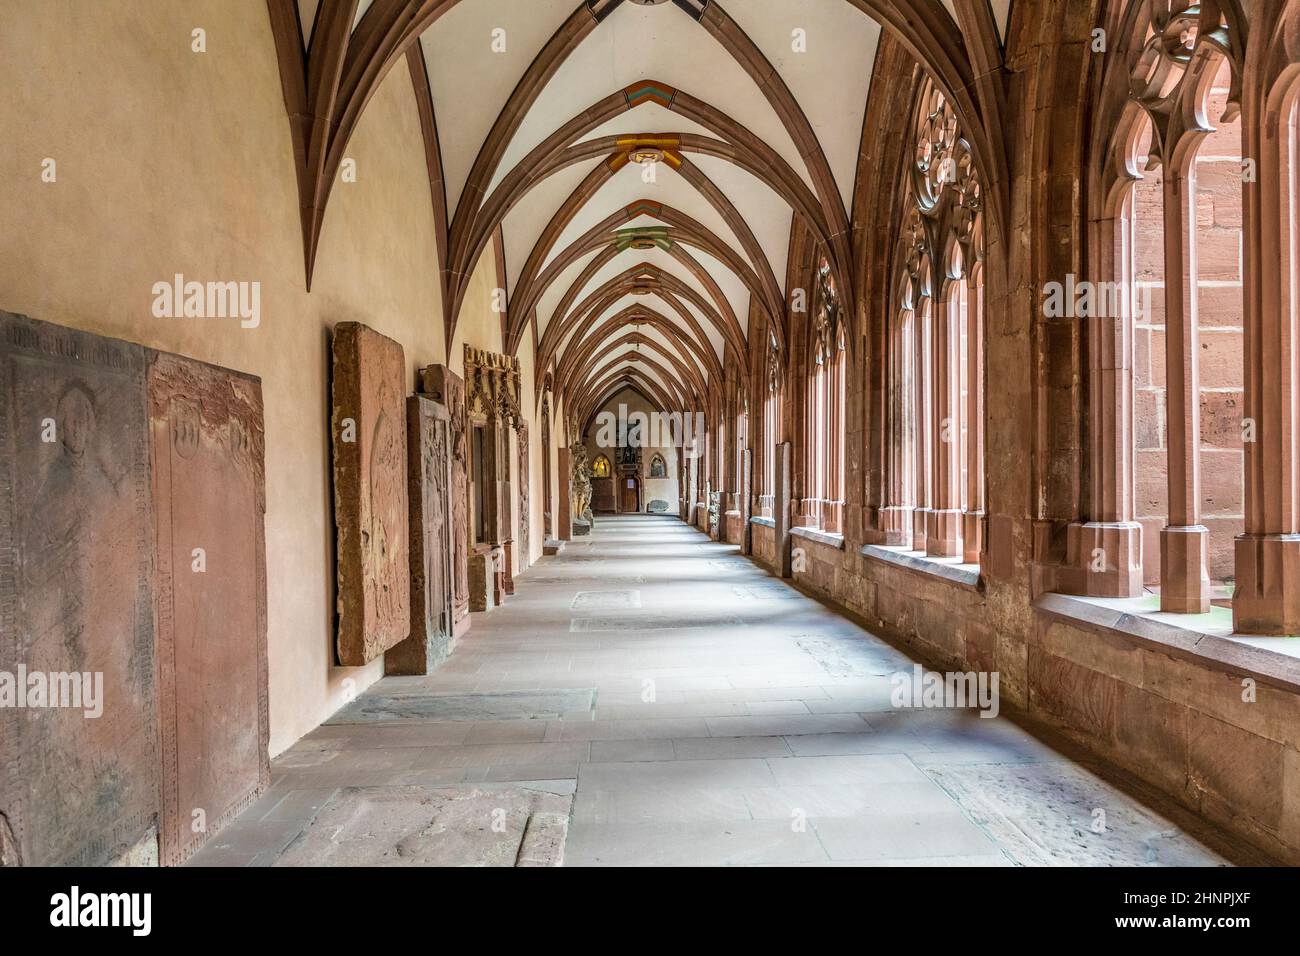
[1063, 198, 1144, 595]
[829, 352, 846, 534]
[1159, 166, 1211, 613]
[880, 309, 913, 545]
[913, 300, 933, 552]
[962, 272, 987, 563]
[927, 289, 962, 556]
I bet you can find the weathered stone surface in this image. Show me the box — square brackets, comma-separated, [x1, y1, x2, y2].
[923, 761, 1229, 866]
[148, 352, 270, 866]
[0, 311, 159, 866]
[272, 785, 571, 867]
[1187, 710, 1285, 831]
[571, 589, 641, 610]
[557, 447, 572, 541]
[517, 421, 529, 572]
[795, 635, 897, 678]
[331, 322, 410, 666]
[0, 812, 19, 866]
[569, 614, 743, 632]
[468, 548, 498, 611]
[326, 688, 595, 723]
[386, 395, 453, 676]
[419, 365, 470, 637]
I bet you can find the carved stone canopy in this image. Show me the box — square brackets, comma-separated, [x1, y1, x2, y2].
[767, 331, 782, 393]
[464, 344, 523, 427]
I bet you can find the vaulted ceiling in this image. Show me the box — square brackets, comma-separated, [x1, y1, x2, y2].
[273, 0, 1012, 423]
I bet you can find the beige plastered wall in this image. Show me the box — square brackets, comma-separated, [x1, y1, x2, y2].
[0, 0, 543, 755]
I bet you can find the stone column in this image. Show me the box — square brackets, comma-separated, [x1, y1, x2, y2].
[878, 311, 913, 546]
[927, 290, 962, 556]
[557, 446, 572, 540]
[1235, 87, 1300, 634]
[1064, 209, 1144, 596]
[774, 440, 792, 577]
[741, 447, 753, 555]
[1159, 167, 1211, 613]
[912, 302, 933, 552]
[962, 275, 987, 563]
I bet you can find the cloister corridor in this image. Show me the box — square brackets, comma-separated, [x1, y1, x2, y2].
[10, 2, 1300, 922]
[187, 516, 1240, 868]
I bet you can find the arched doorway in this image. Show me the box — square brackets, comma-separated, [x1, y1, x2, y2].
[620, 474, 641, 513]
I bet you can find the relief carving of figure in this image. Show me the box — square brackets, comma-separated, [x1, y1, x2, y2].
[365, 406, 404, 628]
[446, 381, 469, 619]
[22, 382, 119, 661]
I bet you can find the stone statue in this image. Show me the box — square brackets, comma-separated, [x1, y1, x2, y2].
[571, 443, 592, 521]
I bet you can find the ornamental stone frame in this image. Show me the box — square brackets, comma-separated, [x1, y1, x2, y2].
[418, 364, 471, 639]
[463, 345, 523, 605]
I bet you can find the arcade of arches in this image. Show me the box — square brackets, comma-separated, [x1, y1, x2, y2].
[3, 0, 1300, 867]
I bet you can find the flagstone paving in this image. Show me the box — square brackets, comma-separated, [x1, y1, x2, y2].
[188, 515, 1240, 867]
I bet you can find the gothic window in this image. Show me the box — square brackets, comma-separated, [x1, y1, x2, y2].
[762, 332, 782, 516]
[879, 77, 985, 562]
[648, 453, 666, 478]
[1069, 3, 1245, 613]
[803, 262, 846, 533]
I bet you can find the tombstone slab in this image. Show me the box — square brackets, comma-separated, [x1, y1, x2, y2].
[516, 421, 530, 573]
[386, 395, 453, 676]
[0, 312, 159, 866]
[148, 352, 270, 865]
[332, 323, 410, 666]
[418, 365, 470, 639]
[271, 786, 571, 867]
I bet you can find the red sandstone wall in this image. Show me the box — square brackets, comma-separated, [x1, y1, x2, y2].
[756, 530, 1299, 863]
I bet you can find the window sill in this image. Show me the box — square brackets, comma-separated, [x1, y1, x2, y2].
[859, 544, 981, 590]
[749, 515, 775, 528]
[791, 526, 845, 550]
[1034, 592, 1300, 692]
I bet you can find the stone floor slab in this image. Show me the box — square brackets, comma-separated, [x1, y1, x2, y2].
[194, 515, 1237, 867]
[271, 786, 572, 867]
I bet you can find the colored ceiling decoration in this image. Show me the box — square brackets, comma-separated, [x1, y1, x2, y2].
[615, 227, 673, 252]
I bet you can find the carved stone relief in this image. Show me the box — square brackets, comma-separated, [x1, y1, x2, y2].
[0, 311, 160, 867]
[419, 365, 469, 638]
[463, 346, 521, 597]
[331, 323, 410, 666]
[148, 352, 270, 866]
[386, 395, 453, 675]
[517, 420, 529, 572]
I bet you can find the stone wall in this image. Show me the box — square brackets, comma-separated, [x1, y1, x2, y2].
[750, 520, 776, 570]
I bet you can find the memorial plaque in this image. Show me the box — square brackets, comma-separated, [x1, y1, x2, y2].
[148, 353, 270, 865]
[386, 395, 453, 675]
[0, 311, 159, 866]
[419, 365, 469, 637]
[332, 323, 410, 666]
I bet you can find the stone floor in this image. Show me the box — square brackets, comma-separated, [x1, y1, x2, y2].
[188, 514, 1239, 867]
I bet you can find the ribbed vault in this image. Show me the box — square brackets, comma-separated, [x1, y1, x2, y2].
[270, 0, 1011, 434]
